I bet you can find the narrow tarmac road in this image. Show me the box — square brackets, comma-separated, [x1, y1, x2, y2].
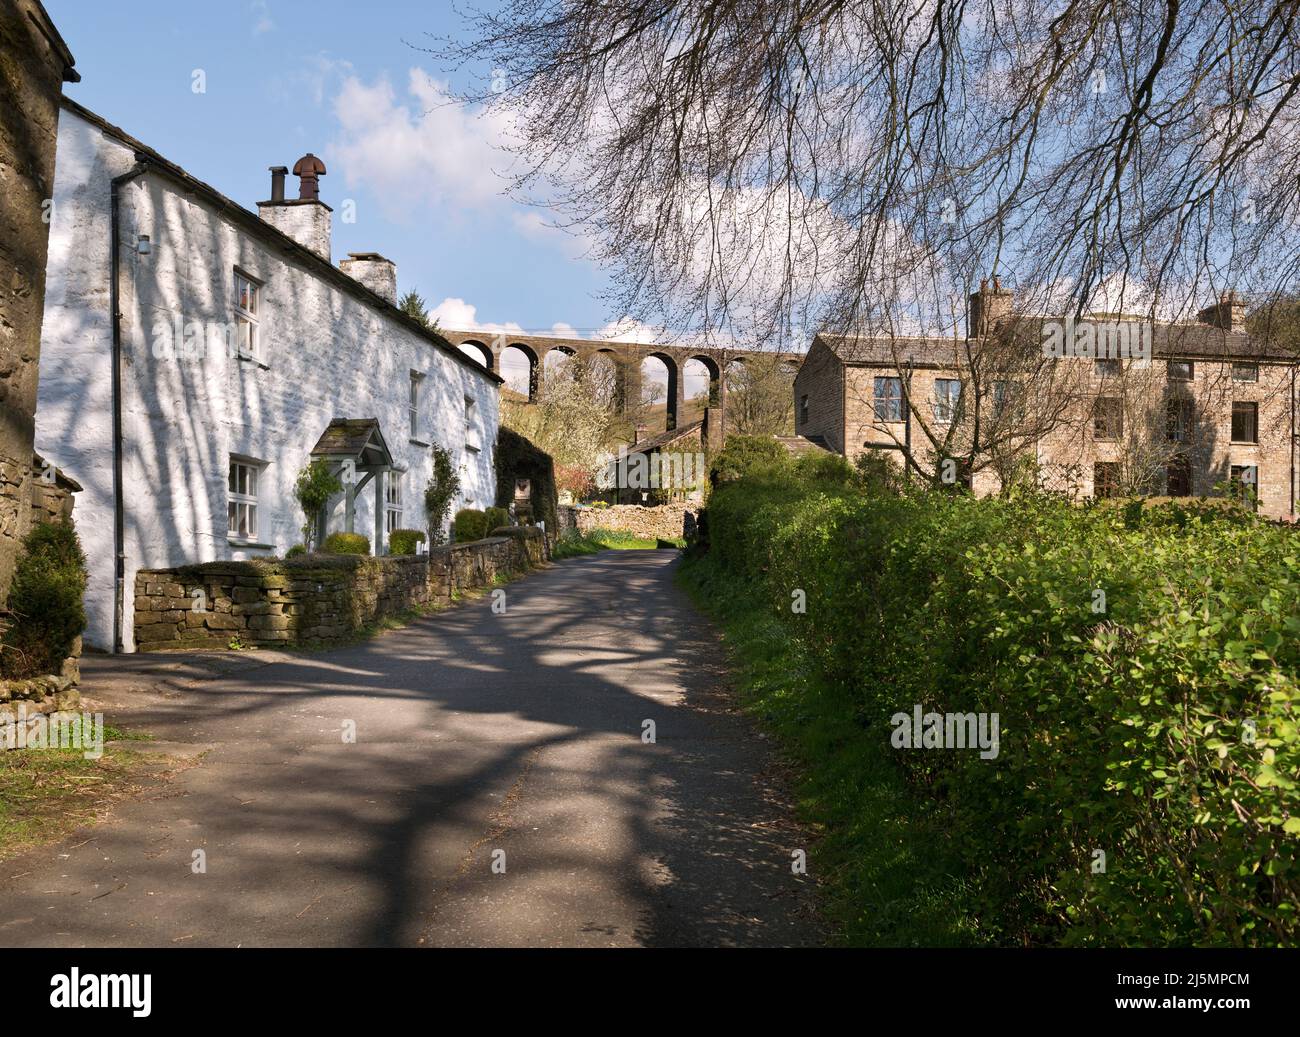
[0, 551, 821, 947]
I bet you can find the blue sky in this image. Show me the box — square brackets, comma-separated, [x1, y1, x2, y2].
[45, 0, 613, 341]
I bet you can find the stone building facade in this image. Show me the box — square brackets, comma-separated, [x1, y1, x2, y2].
[36, 100, 503, 652]
[795, 285, 1299, 519]
[0, 0, 77, 599]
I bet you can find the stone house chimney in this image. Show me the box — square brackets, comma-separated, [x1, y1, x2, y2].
[257, 155, 331, 261]
[968, 275, 1014, 338]
[1197, 290, 1247, 332]
[339, 253, 397, 306]
[633, 422, 648, 445]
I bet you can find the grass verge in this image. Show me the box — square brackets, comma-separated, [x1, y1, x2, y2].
[0, 724, 168, 862]
[553, 527, 685, 557]
[677, 552, 992, 947]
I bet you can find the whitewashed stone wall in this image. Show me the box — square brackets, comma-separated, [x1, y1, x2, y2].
[35, 107, 500, 651]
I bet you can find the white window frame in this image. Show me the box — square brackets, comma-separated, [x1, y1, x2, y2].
[458, 459, 474, 507]
[932, 378, 961, 423]
[228, 458, 262, 542]
[408, 372, 424, 438]
[385, 472, 404, 534]
[234, 270, 261, 360]
[464, 394, 480, 450]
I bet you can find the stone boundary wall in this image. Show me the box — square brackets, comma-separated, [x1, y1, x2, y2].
[568, 503, 696, 542]
[132, 528, 547, 652]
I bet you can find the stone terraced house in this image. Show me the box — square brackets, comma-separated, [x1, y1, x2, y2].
[795, 282, 1299, 520]
[35, 99, 503, 652]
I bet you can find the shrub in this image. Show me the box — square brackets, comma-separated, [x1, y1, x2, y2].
[425, 444, 461, 546]
[2, 521, 88, 678]
[285, 544, 306, 558]
[294, 458, 342, 552]
[321, 531, 370, 555]
[790, 450, 856, 487]
[853, 450, 904, 493]
[708, 434, 789, 485]
[453, 509, 489, 542]
[387, 528, 427, 556]
[484, 506, 511, 532]
[694, 469, 1300, 947]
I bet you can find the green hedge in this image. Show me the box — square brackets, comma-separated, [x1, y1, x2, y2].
[321, 531, 370, 555]
[453, 508, 489, 543]
[484, 506, 511, 532]
[387, 528, 427, 556]
[2, 521, 88, 678]
[700, 472, 1300, 946]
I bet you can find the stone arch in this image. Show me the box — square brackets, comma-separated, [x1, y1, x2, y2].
[457, 340, 494, 371]
[538, 345, 577, 394]
[687, 354, 722, 406]
[588, 348, 621, 409]
[640, 352, 678, 431]
[500, 342, 539, 402]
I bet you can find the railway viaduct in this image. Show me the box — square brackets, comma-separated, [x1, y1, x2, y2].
[440, 329, 803, 434]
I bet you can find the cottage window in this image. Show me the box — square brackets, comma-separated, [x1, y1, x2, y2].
[464, 394, 480, 450]
[932, 379, 961, 423]
[1231, 465, 1259, 507]
[228, 459, 260, 541]
[874, 377, 903, 421]
[385, 473, 404, 534]
[1094, 358, 1121, 378]
[800, 394, 809, 426]
[1232, 362, 1259, 383]
[1167, 360, 1193, 382]
[1093, 397, 1123, 440]
[1166, 397, 1194, 442]
[234, 272, 260, 359]
[1231, 401, 1258, 443]
[1093, 462, 1120, 499]
[409, 372, 424, 438]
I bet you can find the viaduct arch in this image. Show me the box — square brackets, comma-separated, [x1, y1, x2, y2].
[443, 330, 804, 435]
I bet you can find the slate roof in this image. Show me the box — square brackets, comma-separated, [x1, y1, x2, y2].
[310, 419, 394, 467]
[816, 317, 1298, 367]
[775, 435, 830, 455]
[624, 420, 704, 456]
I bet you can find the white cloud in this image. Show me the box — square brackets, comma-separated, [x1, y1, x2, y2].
[269, 52, 354, 109]
[330, 69, 520, 221]
[429, 297, 525, 336]
[595, 317, 664, 344]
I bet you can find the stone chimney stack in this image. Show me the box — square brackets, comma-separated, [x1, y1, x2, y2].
[339, 253, 398, 306]
[633, 422, 648, 445]
[1197, 290, 1247, 333]
[968, 275, 1014, 338]
[257, 155, 331, 262]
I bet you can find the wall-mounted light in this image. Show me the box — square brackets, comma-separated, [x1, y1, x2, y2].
[136, 234, 151, 255]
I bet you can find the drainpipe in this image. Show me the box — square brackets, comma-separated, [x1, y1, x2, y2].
[110, 162, 148, 653]
[1291, 365, 1296, 520]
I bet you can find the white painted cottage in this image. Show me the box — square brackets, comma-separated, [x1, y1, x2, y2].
[36, 99, 503, 652]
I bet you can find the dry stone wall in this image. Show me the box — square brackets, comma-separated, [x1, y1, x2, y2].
[569, 503, 695, 542]
[132, 529, 547, 651]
